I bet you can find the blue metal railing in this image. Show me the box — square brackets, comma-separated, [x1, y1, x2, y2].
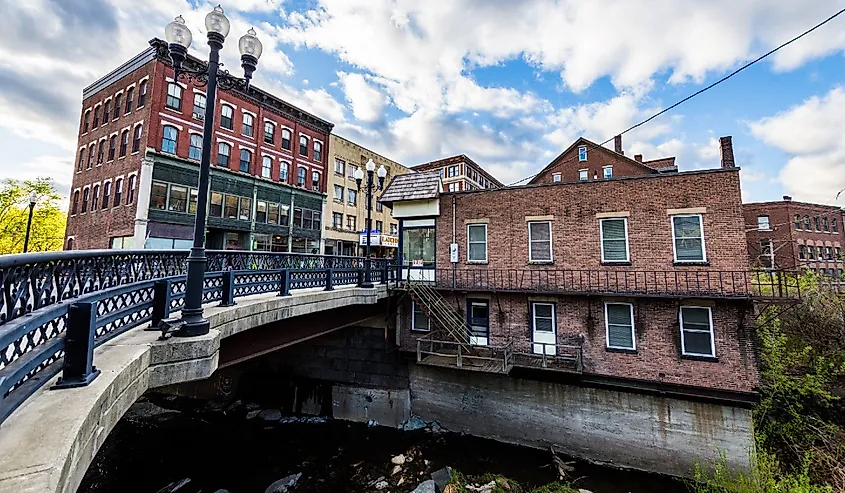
[0, 250, 392, 425]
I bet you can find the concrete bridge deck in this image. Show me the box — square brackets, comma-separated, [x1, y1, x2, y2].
[0, 285, 390, 493]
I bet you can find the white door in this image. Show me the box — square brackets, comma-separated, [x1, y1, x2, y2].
[468, 300, 489, 346]
[531, 302, 556, 355]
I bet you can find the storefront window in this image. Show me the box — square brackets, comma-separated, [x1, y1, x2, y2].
[292, 237, 320, 253]
[188, 189, 198, 214]
[151, 181, 167, 210]
[168, 185, 188, 213]
[210, 192, 223, 217]
[224, 195, 239, 219]
[225, 232, 243, 250]
[239, 197, 251, 221]
[402, 227, 435, 266]
[256, 201, 267, 223]
[254, 233, 271, 251]
[268, 203, 280, 225]
[280, 205, 290, 226]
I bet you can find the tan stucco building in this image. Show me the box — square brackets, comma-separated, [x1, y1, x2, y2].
[324, 135, 410, 256]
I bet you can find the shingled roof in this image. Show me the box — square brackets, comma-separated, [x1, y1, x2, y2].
[379, 171, 442, 206]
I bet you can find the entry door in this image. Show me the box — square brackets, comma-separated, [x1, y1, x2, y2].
[467, 300, 490, 346]
[531, 302, 557, 355]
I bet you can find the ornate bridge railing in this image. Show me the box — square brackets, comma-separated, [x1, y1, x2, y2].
[0, 250, 391, 425]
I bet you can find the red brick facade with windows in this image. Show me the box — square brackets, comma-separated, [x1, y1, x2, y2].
[528, 136, 678, 185]
[411, 154, 503, 191]
[65, 39, 333, 250]
[743, 197, 845, 275]
[396, 168, 760, 397]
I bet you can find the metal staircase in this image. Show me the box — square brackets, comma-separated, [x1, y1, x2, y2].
[407, 281, 472, 352]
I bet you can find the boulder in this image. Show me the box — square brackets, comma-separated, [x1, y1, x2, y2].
[401, 416, 427, 431]
[245, 410, 261, 420]
[430, 467, 452, 493]
[412, 479, 436, 493]
[264, 473, 302, 493]
[391, 454, 406, 465]
[258, 409, 282, 422]
[391, 465, 403, 476]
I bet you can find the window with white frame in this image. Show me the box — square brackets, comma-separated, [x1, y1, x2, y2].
[552, 173, 561, 183]
[672, 214, 706, 262]
[313, 141, 322, 161]
[334, 158, 345, 175]
[605, 303, 635, 350]
[242, 113, 254, 137]
[528, 221, 553, 262]
[467, 224, 487, 262]
[578, 145, 587, 161]
[281, 129, 291, 150]
[757, 215, 770, 230]
[531, 302, 556, 333]
[264, 121, 275, 144]
[333, 185, 344, 201]
[578, 169, 588, 181]
[261, 156, 272, 179]
[603, 165, 612, 179]
[189, 134, 202, 160]
[165, 83, 182, 111]
[411, 302, 430, 332]
[220, 105, 234, 130]
[280, 161, 289, 181]
[448, 183, 458, 192]
[679, 306, 715, 357]
[600, 218, 629, 262]
[192, 93, 206, 119]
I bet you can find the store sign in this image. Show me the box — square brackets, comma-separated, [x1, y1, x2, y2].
[358, 231, 399, 248]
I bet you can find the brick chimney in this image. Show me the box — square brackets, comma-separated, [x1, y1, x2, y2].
[719, 136, 735, 168]
[614, 135, 623, 155]
[634, 154, 643, 162]
[783, 195, 792, 201]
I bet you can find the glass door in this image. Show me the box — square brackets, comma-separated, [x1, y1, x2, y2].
[467, 299, 489, 346]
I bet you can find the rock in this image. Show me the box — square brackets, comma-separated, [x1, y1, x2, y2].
[259, 409, 282, 422]
[398, 477, 405, 486]
[495, 477, 511, 490]
[578, 490, 594, 493]
[264, 472, 302, 493]
[467, 481, 496, 493]
[224, 400, 242, 413]
[374, 480, 389, 490]
[443, 485, 460, 493]
[305, 416, 327, 424]
[429, 421, 444, 434]
[157, 478, 191, 492]
[213, 490, 229, 493]
[391, 465, 403, 476]
[245, 410, 261, 420]
[245, 402, 261, 410]
[368, 419, 379, 427]
[391, 454, 406, 465]
[412, 479, 436, 493]
[430, 467, 452, 493]
[424, 460, 431, 466]
[401, 416, 427, 431]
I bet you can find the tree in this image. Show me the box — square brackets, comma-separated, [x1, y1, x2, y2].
[0, 178, 67, 254]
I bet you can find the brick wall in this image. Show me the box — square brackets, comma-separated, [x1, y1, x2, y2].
[531, 141, 657, 184]
[400, 294, 759, 394]
[437, 169, 748, 272]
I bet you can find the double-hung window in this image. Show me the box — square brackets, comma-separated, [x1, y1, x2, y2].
[161, 125, 178, 154]
[679, 306, 715, 357]
[220, 105, 234, 130]
[467, 223, 487, 263]
[578, 169, 588, 181]
[297, 166, 307, 186]
[313, 141, 322, 161]
[411, 302, 430, 332]
[239, 149, 252, 172]
[299, 135, 308, 156]
[757, 215, 770, 230]
[348, 188, 357, 206]
[333, 185, 344, 201]
[261, 156, 272, 178]
[264, 121, 275, 144]
[166, 83, 182, 111]
[332, 212, 343, 229]
[578, 145, 587, 161]
[528, 221, 553, 262]
[192, 93, 206, 119]
[602, 165, 612, 179]
[600, 218, 629, 262]
[671, 214, 706, 262]
[281, 129, 291, 150]
[605, 303, 635, 350]
[217, 142, 231, 166]
[242, 113, 254, 137]
[189, 134, 202, 160]
[334, 158, 345, 175]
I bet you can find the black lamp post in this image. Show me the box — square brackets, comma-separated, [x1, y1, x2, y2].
[163, 6, 263, 337]
[355, 159, 387, 288]
[23, 191, 37, 253]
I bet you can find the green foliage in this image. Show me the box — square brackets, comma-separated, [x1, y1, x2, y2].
[0, 178, 66, 254]
[691, 450, 832, 493]
[446, 469, 577, 493]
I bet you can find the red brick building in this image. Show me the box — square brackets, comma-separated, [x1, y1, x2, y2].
[65, 38, 332, 252]
[743, 197, 845, 276]
[382, 158, 761, 401]
[528, 134, 684, 184]
[411, 154, 503, 192]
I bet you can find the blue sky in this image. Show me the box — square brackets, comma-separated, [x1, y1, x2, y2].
[1, 0, 844, 205]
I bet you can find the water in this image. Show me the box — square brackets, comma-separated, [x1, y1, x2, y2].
[79, 398, 686, 493]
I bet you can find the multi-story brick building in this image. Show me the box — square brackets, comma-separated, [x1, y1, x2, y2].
[528, 134, 690, 184]
[411, 154, 503, 191]
[324, 135, 410, 256]
[743, 196, 844, 276]
[380, 154, 770, 473]
[65, 38, 332, 252]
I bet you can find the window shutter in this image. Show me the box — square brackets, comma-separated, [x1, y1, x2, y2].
[606, 304, 633, 349]
[601, 219, 627, 261]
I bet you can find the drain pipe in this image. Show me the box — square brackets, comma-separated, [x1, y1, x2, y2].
[452, 195, 457, 289]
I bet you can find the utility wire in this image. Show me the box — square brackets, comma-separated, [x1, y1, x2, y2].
[509, 7, 845, 187]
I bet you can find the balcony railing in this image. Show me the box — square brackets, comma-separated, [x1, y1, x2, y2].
[399, 267, 803, 300]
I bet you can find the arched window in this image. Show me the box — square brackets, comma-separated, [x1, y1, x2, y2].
[87, 143, 95, 169]
[103, 100, 111, 123]
[125, 87, 134, 113]
[262, 156, 272, 178]
[217, 142, 231, 166]
[239, 148, 252, 172]
[102, 182, 111, 209]
[794, 215, 802, 230]
[192, 93, 206, 119]
[833, 218, 839, 233]
[93, 105, 100, 128]
[166, 83, 182, 110]
[281, 129, 291, 150]
[119, 130, 129, 157]
[138, 81, 147, 107]
[242, 113, 254, 137]
[114, 178, 123, 206]
[280, 161, 289, 181]
[313, 141, 322, 161]
[71, 190, 80, 215]
[220, 105, 234, 129]
[77, 148, 85, 172]
[297, 166, 307, 186]
[189, 134, 202, 160]
[82, 188, 90, 213]
[83, 110, 91, 133]
[299, 135, 308, 156]
[311, 171, 320, 192]
[97, 140, 105, 164]
[113, 94, 122, 119]
[804, 216, 811, 231]
[161, 125, 178, 154]
[66, 238, 74, 250]
[264, 121, 275, 144]
[92, 184, 100, 210]
[132, 125, 142, 153]
[108, 135, 116, 161]
[127, 175, 137, 204]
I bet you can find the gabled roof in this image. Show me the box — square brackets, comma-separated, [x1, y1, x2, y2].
[527, 137, 676, 184]
[379, 171, 442, 206]
[412, 154, 504, 187]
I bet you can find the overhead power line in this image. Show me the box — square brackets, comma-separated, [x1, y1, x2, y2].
[509, 6, 845, 186]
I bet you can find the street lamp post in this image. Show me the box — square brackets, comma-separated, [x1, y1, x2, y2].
[355, 159, 387, 288]
[162, 5, 263, 337]
[23, 191, 37, 253]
